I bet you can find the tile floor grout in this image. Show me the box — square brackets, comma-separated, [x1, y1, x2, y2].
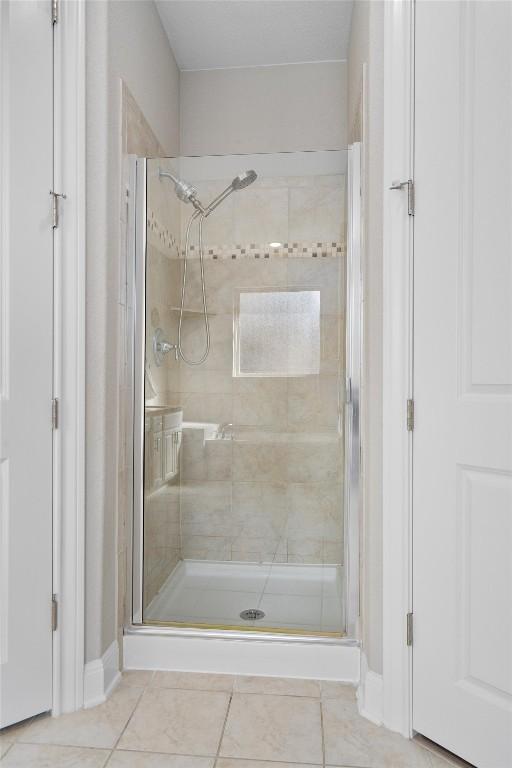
[107, 681, 146, 757]
[145, 687, 337, 700]
[319, 699, 326, 768]
[213, 691, 234, 766]
[0, 743, 14, 759]
[0, 672, 466, 768]
[222, 759, 323, 765]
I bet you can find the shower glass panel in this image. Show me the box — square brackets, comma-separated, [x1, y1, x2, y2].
[136, 150, 348, 636]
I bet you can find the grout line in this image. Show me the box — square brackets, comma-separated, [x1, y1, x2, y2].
[147, 683, 330, 700]
[320, 699, 326, 768]
[101, 748, 115, 767]
[215, 759, 323, 768]
[0, 742, 14, 759]
[214, 691, 233, 767]
[110, 748, 220, 761]
[109, 753, 324, 768]
[110, 683, 146, 752]
[7, 741, 125, 755]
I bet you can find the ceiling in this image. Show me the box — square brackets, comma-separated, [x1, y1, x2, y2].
[156, 1, 353, 71]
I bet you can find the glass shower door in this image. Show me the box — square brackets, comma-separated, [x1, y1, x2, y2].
[133, 149, 350, 636]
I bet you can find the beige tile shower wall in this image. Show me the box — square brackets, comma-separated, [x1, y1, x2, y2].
[174, 174, 346, 565]
[120, 86, 182, 616]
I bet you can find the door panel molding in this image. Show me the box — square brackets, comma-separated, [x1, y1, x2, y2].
[456, 465, 512, 705]
[457, 1, 512, 400]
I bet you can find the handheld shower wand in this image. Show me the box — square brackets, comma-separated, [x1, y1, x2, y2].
[203, 170, 258, 216]
[159, 168, 257, 365]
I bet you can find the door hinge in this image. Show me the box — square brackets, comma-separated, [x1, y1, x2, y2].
[52, 595, 58, 631]
[52, 398, 59, 430]
[389, 178, 415, 216]
[406, 612, 413, 646]
[50, 190, 66, 228]
[52, 0, 58, 24]
[406, 398, 414, 431]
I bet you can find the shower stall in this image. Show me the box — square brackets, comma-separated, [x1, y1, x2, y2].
[127, 148, 361, 657]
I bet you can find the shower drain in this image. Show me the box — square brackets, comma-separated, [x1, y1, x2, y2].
[240, 609, 265, 621]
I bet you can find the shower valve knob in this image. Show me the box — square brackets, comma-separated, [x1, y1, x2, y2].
[153, 328, 178, 365]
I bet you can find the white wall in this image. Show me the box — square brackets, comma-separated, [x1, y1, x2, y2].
[347, 0, 384, 675]
[85, 0, 180, 663]
[180, 61, 347, 156]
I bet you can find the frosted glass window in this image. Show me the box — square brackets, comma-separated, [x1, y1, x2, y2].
[235, 289, 320, 376]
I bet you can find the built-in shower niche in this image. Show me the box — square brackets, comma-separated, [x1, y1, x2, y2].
[137, 150, 348, 635]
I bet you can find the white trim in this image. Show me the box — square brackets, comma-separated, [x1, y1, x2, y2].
[358, 652, 383, 726]
[83, 641, 121, 709]
[123, 632, 360, 682]
[51, 0, 86, 715]
[382, 0, 414, 737]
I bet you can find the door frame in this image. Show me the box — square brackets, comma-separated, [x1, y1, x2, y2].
[345, 142, 362, 641]
[382, 0, 414, 738]
[51, 0, 86, 715]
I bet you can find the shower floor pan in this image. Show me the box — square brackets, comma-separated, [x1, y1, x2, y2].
[144, 560, 344, 636]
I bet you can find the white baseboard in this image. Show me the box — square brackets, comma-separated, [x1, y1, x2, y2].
[83, 640, 121, 708]
[123, 631, 360, 682]
[357, 652, 383, 725]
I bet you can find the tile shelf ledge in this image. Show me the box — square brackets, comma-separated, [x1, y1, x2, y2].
[168, 306, 218, 315]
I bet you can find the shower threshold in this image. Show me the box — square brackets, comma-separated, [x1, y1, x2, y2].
[143, 560, 345, 637]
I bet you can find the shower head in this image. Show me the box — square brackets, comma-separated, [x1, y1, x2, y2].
[205, 169, 258, 215]
[159, 169, 206, 214]
[159, 167, 257, 217]
[232, 170, 257, 190]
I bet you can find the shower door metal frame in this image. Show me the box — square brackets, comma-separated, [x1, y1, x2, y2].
[344, 142, 362, 640]
[128, 153, 361, 644]
[131, 157, 147, 625]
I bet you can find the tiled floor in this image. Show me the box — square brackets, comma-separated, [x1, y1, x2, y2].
[0, 671, 468, 768]
[145, 561, 344, 633]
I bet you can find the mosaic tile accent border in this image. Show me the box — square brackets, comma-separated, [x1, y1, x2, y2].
[147, 209, 345, 261]
[147, 210, 180, 256]
[183, 241, 345, 260]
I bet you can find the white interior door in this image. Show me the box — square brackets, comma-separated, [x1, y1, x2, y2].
[0, 0, 54, 727]
[413, 2, 512, 766]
